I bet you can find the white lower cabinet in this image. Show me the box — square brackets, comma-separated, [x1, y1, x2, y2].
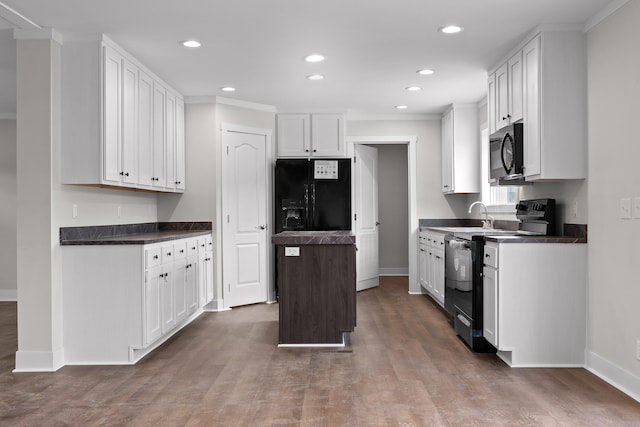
[62, 233, 213, 365]
[482, 241, 587, 367]
[419, 231, 445, 307]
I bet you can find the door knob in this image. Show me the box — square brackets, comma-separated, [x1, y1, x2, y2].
[375, 221, 381, 226]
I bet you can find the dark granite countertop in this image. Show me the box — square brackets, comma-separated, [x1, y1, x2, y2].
[419, 220, 587, 244]
[60, 222, 212, 246]
[271, 231, 355, 245]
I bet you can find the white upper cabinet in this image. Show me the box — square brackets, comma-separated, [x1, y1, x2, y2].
[441, 104, 480, 194]
[488, 28, 586, 182]
[62, 35, 185, 193]
[277, 113, 345, 157]
[489, 51, 523, 134]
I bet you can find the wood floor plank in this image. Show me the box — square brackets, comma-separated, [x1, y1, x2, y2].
[1, 279, 640, 426]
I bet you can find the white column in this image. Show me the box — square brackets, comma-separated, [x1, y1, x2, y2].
[14, 28, 64, 372]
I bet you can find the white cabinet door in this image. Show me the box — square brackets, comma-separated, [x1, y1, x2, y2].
[102, 45, 122, 184]
[152, 82, 167, 188]
[487, 73, 497, 135]
[277, 114, 310, 157]
[311, 114, 345, 157]
[160, 265, 175, 334]
[175, 98, 186, 191]
[508, 51, 523, 124]
[495, 63, 510, 131]
[144, 264, 162, 346]
[121, 59, 139, 185]
[418, 244, 428, 290]
[138, 70, 154, 188]
[174, 260, 188, 324]
[432, 247, 445, 305]
[441, 108, 454, 192]
[483, 265, 498, 348]
[185, 255, 198, 315]
[523, 35, 541, 178]
[165, 91, 176, 190]
[277, 114, 345, 158]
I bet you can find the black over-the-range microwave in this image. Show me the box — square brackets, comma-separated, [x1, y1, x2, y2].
[489, 123, 524, 183]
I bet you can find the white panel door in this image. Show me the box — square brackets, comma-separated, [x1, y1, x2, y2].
[102, 45, 122, 184]
[121, 59, 138, 185]
[354, 144, 379, 291]
[222, 129, 269, 307]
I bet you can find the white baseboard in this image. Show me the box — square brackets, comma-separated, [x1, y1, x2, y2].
[0, 289, 17, 301]
[204, 299, 231, 312]
[379, 268, 408, 276]
[585, 350, 640, 403]
[14, 348, 65, 372]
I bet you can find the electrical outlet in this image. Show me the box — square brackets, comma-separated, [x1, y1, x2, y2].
[72, 204, 78, 219]
[620, 198, 632, 219]
[117, 206, 122, 218]
[572, 199, 578, 218]
[633, 197, 640, 219]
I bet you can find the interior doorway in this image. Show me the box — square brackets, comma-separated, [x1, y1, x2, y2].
[347, 136, 418, 294]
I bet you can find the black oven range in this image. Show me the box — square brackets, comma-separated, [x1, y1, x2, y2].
[444, 198, 556, 352]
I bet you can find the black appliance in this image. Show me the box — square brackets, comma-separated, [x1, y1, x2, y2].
[444, 198, 556, 352]
[490, 123, 524, 183]
[275, 158, 351, 233]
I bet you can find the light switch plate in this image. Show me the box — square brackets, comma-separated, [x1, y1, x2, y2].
[633, 197, 640, 219]
[284, 247, 300, 257]
[620, 198, 632, 219]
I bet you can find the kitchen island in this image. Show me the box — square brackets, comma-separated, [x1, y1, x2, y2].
[272, 231, 356, 346]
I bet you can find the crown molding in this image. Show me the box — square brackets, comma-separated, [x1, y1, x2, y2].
[584, 0, 629, 32]
[0, 1, 40, 30]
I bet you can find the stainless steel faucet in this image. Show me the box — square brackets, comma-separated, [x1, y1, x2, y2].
[468, 201, 494, 229]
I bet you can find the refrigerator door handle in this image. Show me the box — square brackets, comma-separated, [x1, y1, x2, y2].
[304, 184, 310, 227]
[311, 183, 316, 228]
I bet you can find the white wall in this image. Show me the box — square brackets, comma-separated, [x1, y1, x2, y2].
[377, 144, 408, 273]
[0, 119, 16, 298]
[347, 119, 469, 219]
[587, 0, 640, 379]
[157, 101, 275, 309]
[14, 36, 157, 370]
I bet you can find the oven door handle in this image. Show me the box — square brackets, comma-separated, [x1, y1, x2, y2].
[457, 314, 471, 327]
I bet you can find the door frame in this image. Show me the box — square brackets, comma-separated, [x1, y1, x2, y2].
[219, 123, 274, 309]
[347, 136, 419, 294]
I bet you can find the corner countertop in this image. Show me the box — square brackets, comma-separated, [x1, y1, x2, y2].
[60, 222, 213, 246]
[271, 231, 355, 245]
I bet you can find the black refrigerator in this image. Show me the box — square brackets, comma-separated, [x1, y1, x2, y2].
[275, 158, 351, 233]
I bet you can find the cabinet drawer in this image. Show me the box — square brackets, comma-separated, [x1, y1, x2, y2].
[197, 236, 209, 254]
[186, 238, 199, 257]
[162, 245, 175, 263]
[145, 247, 162, 268]
[431, 233, 446, 249]
[174, 240, 187, 260]
[484, 245, 498, 268]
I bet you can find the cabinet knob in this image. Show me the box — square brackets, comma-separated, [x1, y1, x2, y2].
[119, 171, 124, 176]
[167, 252, 172, 256]
[313, 149, 317, 152]
[485, 253, 490, 258]
[153, 255, 159, 259]
[125, 172, 129, 177]
[180, 249, 184, 253]
[305, 149, 310, 152]
[192, 247, 196, 250]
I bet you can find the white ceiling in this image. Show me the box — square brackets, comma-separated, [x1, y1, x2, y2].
[0, 0, 621, 118]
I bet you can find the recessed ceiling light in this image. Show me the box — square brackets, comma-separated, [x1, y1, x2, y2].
[305, 54, 325, 63]
[405, 86, 422, 92]
[395, 105, 408, 110]
[180, 40, 201, 48]
[417, 69, 435, 76]
[439, 25, 463, 34]
[221, 86, 236, 92]
[307, 74, 324, 80]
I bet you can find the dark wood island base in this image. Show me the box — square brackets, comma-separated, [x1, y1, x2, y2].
[272, 231, 356, 346]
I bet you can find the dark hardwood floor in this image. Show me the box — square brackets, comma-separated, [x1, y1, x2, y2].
[1, 277, 639, 426]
